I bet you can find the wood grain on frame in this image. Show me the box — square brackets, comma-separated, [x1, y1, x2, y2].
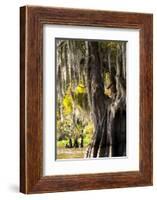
[20, 6, 153, 194]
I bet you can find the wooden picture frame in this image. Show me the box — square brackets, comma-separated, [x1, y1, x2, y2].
[20, 6, 153, 194]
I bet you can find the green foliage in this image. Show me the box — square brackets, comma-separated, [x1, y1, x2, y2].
[57, 139, 69, 148]
[106, 41, 118, 49]
[83, 134, 91, 146]
[62, 88, 73, 115]
[84, 122, 94, 135]
[83, 122, 93, 145]
[75, 83, 86, 94]
[74, 83, 88, 111]
[57, 119, 70, 134]
[57, 133, 91, 148]
[58, 82, 92, 136]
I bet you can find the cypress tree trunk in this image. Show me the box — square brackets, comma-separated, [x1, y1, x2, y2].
[86, 41, 108, 158]
[86, 42, 126, 158]
[109, 43, 126, 157]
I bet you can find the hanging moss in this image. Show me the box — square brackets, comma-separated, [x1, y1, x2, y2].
[62, 89, 73, 115]
[74, 84, 89, 111]
[104, 72, 112, 97]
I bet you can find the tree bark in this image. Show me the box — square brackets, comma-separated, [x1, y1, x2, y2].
[86, 42, 126, 158]
[86, 41, 108, 158]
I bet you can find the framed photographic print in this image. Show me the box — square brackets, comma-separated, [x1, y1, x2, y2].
[20, 6, 153, 194]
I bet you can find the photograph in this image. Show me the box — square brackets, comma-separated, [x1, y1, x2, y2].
[56, 38, 127, 160]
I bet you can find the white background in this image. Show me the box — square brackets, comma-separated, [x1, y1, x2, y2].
[0, 0, 156, 199]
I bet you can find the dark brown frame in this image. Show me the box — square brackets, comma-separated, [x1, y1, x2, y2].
[20, 6, 153, 194]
